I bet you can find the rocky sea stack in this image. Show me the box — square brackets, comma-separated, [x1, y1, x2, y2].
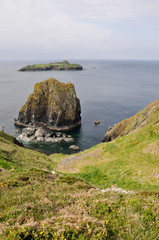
[15, 78, 81, 131]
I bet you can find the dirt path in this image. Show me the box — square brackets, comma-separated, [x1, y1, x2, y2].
[56, 147, 104, 173]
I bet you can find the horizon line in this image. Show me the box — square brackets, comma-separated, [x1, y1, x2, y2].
[0, 58, 159, 62]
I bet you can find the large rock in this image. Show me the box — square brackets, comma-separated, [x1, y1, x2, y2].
[69, 145, 80, 150]
[15, 78, 81, 131]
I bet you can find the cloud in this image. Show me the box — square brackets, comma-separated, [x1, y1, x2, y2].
[0, 0, 113, 58]
[78, 0, 159, 21]
[0, 0, 159, 59]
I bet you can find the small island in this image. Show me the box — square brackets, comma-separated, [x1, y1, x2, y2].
[19, 60, 83, 71]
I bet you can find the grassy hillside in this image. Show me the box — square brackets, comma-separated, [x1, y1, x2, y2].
[0, 100, 159, 239]
[54, 100, 159, 191]
[0, 131, 55, 171]
[103, 99, 159, 142]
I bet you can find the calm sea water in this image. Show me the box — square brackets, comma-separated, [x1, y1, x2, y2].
[0, 59, 159, 154]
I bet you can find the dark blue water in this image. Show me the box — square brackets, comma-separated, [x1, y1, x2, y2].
[0, 60, 159, 154]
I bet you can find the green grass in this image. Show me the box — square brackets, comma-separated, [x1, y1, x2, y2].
[1, 168, 159, 240]
[75, 124, 159, 191]
[0, 99, 159, 239]
[0, 131, 55, 172]
[53, 101, 159, 191]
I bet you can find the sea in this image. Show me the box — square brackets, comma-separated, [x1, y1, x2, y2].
[0, 59, 159, 154]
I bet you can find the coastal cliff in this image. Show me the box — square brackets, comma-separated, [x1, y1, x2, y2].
[19, 60, 83, 71]
[15, 78, 81, 131]
[103, 99, 159, 142]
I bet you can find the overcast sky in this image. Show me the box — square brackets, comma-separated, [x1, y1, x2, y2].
[0, 0, 159, 60]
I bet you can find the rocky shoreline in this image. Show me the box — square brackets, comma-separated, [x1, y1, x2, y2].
[14, 120, 81, 132]
[17, 125, 74, 143]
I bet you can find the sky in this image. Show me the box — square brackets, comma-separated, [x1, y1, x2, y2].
[0, 0, 159, 60]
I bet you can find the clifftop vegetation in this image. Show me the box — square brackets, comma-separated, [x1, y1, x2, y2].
[103, 99, 159, 142]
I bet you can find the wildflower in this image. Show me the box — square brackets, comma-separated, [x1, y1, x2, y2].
[40, 232, 43, 235]
[105, 220, 109, 224]
[97, 233, 100, 237]
[61, 235, 64, 239]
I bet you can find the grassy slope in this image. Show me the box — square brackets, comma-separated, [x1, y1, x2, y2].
[0, 100, 159, 239]
[103, 99, 159, 141]
[54, 100, 159, 191]
[0, 132, 55, 171]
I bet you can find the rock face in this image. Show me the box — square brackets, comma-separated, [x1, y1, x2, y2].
[103, 99, 159, 142]
[17, 126, 74, 143]
[15, 78, 81, 131]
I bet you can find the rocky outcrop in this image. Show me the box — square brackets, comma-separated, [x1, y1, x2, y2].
[15, 78, 81, 131]
[94, 120, 101, 125]
[103, 99, 159, 142]
[69, 145, 80, 150]
[17, 125, 74, 143]
[19, 60, 83, 71]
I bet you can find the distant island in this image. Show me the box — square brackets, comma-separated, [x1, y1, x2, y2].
[19, 60, 83, 71]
